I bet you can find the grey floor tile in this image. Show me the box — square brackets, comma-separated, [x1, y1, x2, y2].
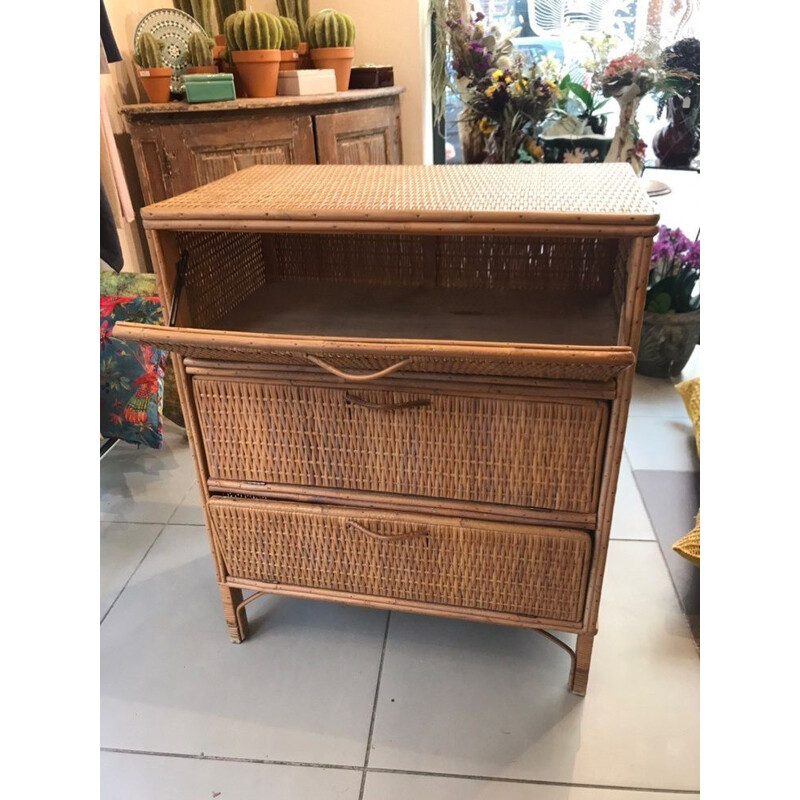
[367, 541, 699, 791]
[363, 772, 699, 799]
[609, 455, 655, 540]
[101, 421, 197, 524]
[624, 416, 698, 473]
[634, 470, 700, 643]
[101, 751, 361, 799]
[169, 482, 205, 525]
[101, 524, 388, 766]
[100, 522, 163, 620]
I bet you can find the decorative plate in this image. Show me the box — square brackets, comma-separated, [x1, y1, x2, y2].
[133, 8, 206, 96]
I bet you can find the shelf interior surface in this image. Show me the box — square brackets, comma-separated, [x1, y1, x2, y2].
[213, 281, 621, 346]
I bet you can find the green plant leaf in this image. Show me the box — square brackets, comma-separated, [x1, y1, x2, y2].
[568, 82, 592, 107]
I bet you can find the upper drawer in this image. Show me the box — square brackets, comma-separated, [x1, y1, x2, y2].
[192, 376, 609, 515]
[112, 323, 633, 383]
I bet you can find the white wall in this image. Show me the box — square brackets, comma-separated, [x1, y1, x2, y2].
[102, 0, 432, 272]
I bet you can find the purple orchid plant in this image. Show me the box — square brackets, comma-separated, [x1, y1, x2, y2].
[646, 226, 700, 313]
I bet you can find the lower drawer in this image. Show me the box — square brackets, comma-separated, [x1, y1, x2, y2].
[208, 497, 592, 624]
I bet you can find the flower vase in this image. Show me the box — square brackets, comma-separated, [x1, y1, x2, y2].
[458, 109, 486, 164]
[653, 93, 700, 167]
[605, 85, 644, 174]
[636, 309, 700, 378]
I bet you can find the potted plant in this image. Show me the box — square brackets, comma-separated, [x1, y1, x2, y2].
[135, 33, 172, 104]
[277, 16, 300, 71]
[540, 71, 612, 163]
[430, 5, 517, 164]
[461, 65, 556, 164]
[186, 32, 218, 74]
[307, 8, 356, 92]
[277, 0, 310, 67]
[652, 38, 700, 167]
[637, 226, 700, 378]
[600, 53, 658, 174]
[225, 9, 283, 98]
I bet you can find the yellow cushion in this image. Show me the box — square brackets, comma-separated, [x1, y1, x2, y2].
[676, 377, 700, 455]
[673, 512, 700, 566]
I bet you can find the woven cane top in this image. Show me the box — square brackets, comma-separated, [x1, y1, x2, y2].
[141, 164, 658, 228]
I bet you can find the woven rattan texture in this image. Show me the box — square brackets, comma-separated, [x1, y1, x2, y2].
[193, 379, 607, 513]
[264, 232, 619, 293]
[139, 338, 626, 381]
[208, 498, 592, 622]
[178, 231, 266, 327]
[144, 164, 656, 223]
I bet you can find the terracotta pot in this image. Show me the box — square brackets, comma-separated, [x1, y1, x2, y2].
[279, 49, 299, 71]
[231, 49, 281, 98]
[212, 34, 226, 60]
[653, 93, 700, 167]
[296, 41, 312, 69]
[636, 309, 700, 378]
[138, 67, 172, 104]
[185, 65, 219, 75]
[310, 46, 354, 91]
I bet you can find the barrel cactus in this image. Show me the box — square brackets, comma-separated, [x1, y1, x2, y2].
[307, 8, 355, 49]
[277, 17, 300, 50]
[226, 9, 283, 51]
[173, 0, 192, 14]
[187, 32, 215, 66]
[135, 32, 165, 68]
[277, 0, 309, 42]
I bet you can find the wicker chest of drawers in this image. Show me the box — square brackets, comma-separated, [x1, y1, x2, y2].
[115, 164, 657, 695]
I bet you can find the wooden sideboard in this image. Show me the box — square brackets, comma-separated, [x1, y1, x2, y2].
[120, 87, 403, 205]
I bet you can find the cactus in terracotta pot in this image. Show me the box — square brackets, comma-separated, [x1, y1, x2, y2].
[186, 32, 219, 73]
[135, 32, 165, 68]
[277, 16, 301, 71]
[227, 10, 283, 97]
[307, 9, 356, 91]
[135, 33, 172, 103]
[307, 8, 355, 48]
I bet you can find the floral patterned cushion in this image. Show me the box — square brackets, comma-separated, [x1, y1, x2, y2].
[100, 295, 167, 448]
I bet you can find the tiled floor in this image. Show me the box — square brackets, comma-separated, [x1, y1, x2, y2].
[100, 355, 700, 798]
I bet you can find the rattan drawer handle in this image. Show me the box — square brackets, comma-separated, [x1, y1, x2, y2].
[344, 392, 430, 411]
[305, 354, 411, 382]
[345, 519, 429, 542]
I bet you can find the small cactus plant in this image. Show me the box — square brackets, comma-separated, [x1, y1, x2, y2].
[135, 32, 165, 68]
[277, 0, 309, 43]
[277, 17, 300, 50]
[187, 32, 215, 66]
[307, 8, 355, 49]
[226, 9, 283, 51]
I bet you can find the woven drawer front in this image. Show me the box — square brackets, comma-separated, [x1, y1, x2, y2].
[193, 379, 607, 514]
[209, 498, 592, 623]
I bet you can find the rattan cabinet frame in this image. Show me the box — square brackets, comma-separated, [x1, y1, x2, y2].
[115, 164, 657, 695]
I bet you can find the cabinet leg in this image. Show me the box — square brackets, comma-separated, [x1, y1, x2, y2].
[219, 585, 248, 644]
[569, 633, 595, 696]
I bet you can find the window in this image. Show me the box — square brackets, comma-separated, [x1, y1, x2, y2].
[433, 0, 700, 164]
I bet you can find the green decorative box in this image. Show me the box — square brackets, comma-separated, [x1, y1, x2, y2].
[184, 73, 236, 104]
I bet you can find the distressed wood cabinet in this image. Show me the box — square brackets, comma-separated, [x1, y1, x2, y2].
[120, 87, 403, 204]
[114, 164, 657, 696]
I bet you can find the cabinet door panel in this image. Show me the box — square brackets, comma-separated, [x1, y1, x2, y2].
[315, 105, 401, 165]
[163, 115, 316, 196]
